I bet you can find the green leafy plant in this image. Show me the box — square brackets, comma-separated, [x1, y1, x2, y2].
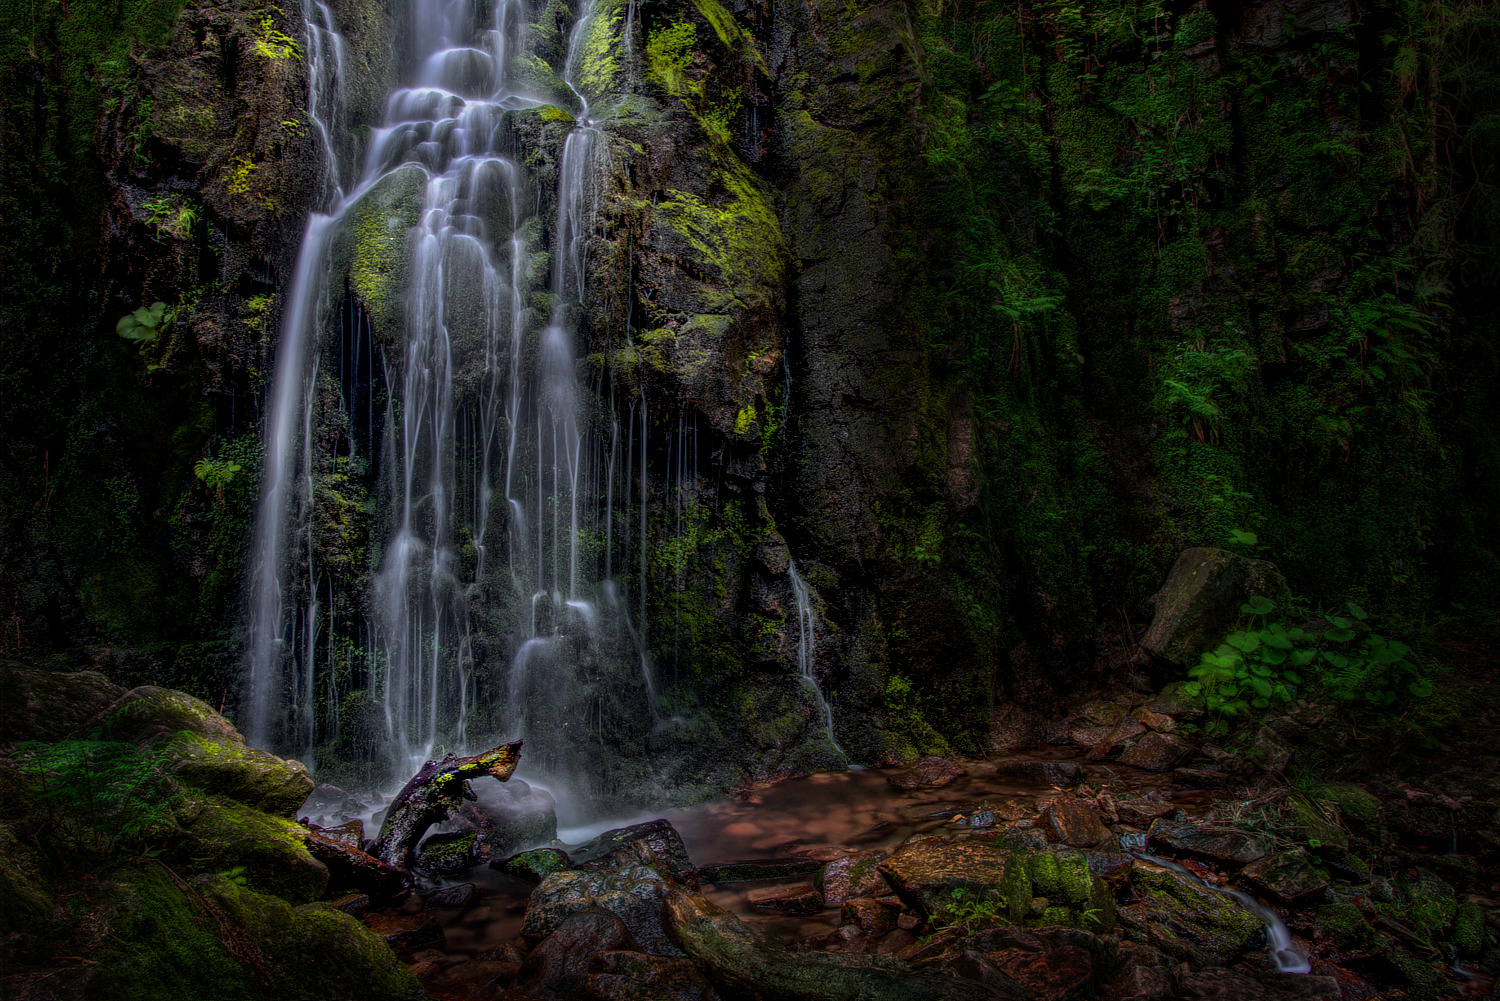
[12, 741, 181, 863]
[143, 194, 200, 240]
[194, 457, 244, 506]
[944, 888, 1007, 931]
[1184, 597, 1437, 735]
[116, 301, 181, 371]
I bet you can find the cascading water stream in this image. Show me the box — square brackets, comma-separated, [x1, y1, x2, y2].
[249, 0, 664, 780]
[789, 560, 846, 763]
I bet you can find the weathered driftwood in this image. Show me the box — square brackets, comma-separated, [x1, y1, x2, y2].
[369, 741, 521, 869]
[662, 888, 1005, 1001]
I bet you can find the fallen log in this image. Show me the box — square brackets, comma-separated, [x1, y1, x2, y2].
[369, 741, 521, 869]
[303, 828, 408, 900]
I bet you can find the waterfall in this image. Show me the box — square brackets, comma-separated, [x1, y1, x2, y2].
[789, 561, 846, 763]
[247, 0, 663, 781]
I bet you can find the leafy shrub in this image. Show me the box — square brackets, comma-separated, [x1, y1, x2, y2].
[11, 741, 181, 863]
[1184, 598, 1436, 735]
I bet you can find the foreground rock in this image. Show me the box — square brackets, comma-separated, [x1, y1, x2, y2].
[1115, 859, 1262, 965]
[664, 888, 1003, 1000]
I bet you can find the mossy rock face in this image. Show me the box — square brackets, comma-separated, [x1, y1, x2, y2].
[877, 840, 1029, 925]
[1453, 900, 1484, 957]
[170, 795, 329, 903]
[0, 824, 54, 937]
[79, 868, 423, 1001]
[1141, 548, 1291, 666]
[1290, 795, 1348, 850]
[1116, 859, 1263, 964]
[0, 663, 126, 747]
[92, 686, 243, 745]
[499, 847, 574, 883]
[151, 731, 313, 817]
[1021, 849, 1116, 932]
[1315, 901, 1375, 953]
[204, 878, 427, 1000]
[1320, 784, 1381, 835]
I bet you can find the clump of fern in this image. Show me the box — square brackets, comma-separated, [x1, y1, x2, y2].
[10, 741, 182, 865]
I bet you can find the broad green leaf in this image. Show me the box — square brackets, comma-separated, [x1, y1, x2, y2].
[1290, 649, 1317, 667]
[1260, 647, 1287, 666]
[1249, 678, 1273, 698]
[1346, 601, 1368, 620]
[1325, 627, 1356, 643]
[1283, 671, 1304, 684]
[1328, 616, 1352, 629]
[1240, 595, 1276, 616]
[1408, 679, 1434, 698]
[1226, 632, 1261, 653]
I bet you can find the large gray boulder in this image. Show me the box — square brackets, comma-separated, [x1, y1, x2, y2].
[1141, 548, 1290, 665]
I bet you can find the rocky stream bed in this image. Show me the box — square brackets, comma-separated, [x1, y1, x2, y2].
[2, 655, 1498, 1000]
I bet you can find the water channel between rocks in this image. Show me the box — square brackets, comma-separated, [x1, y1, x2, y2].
[390, 752, 1191, 967]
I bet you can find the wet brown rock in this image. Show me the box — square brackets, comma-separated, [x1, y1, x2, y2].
[518, 908, 638, 999]
[1070, 718, 1146, 759]
[1132, 708, 1176, 732]
[1119, 732, 1193, 772]
[1174, 966, 1341, 999]
[841, 897, 899, 937]
[878, 841, 1026, 923]
[1042, 799, 1112, 848]
[996, 760, 1084, 787]
[747, 882, 824, 915]
[941, 950, 1037, 1000]
[1115, 799, 1176, 824]
[889, 756, 965, 790]
[985, 946, 1093, 1001]
[1102, 964, 1173, 999]
[817, 851, 889, 905]
[1147, 818, 1271, 865]
[1172, 766, 1233, 788]
[425, 882, 479, 909]
[1239, 849, 1328, 903]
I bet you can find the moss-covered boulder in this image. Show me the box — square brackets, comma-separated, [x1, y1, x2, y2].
[91, 686, 243, 745]
[206, 878, 427, 1000]
[170, 795, 329, 903]
[1141, 548, 1291, 666]
[0, 824, 54, 937]
[73, 867, 424, 1001]
[877, 840, 1028, 924]
[1314, 901, 1376, 954]
[151, 731, 312, 817]
[0, 663, 125, 747]
[1116, 859, 1263, 964]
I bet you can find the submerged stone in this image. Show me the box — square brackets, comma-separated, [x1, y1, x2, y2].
[1118, 732, 1192, 772]
[518, 907, 639, 999]
[888, 756, 964, 790]
[996, 760, 1084, 787]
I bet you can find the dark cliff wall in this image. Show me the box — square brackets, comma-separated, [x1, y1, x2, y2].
[1, 0, 1495, 793]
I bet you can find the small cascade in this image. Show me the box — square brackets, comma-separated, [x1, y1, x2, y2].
[789, 561, 846, 763]
[1130, 851, 1311, 974]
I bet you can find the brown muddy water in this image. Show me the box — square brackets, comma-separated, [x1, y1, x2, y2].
[414, 750, 1181, 960]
